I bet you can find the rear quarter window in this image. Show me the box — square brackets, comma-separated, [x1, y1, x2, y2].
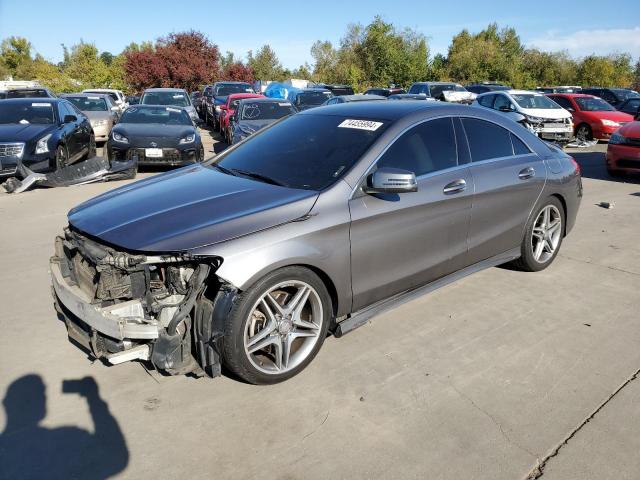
[462, 118, 514, 161]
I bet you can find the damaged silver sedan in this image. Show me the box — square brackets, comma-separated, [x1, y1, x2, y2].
[51, 101, 582, 384]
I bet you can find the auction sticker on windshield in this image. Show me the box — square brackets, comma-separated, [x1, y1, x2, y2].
[338, 119, 383, 131]
[32, 103, 51, 107]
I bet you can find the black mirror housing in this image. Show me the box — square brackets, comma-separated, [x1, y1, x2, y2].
[364, 167, 418, 194]
[63, 114, 77, 123]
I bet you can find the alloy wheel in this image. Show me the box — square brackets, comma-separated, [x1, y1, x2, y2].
[531, 205, 562, 263]
[576, 125, 591, 141]
[244, 281, 323, 375]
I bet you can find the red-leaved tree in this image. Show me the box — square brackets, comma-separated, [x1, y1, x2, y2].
[221, 62, 255, 83]
[125, 31, 219, 93]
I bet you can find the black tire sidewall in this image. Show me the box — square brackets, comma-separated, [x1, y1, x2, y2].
[55, 144, 67, 169]
[520, 197, 565, 272]
[221, 267, 332, 385]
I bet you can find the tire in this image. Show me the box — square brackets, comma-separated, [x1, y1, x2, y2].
[220, 266, 332, 385]
[575, 123, 592, 141]
[607, 166, 624, 178]
[86, 134, 96, 159]
[55, 144, 68, 170]
[198, 144, 205, 161]
[511, 196, 565, 272]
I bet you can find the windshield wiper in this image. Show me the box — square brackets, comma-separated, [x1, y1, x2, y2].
[230, 169, 286, 187]
[211, 164, 237, 176]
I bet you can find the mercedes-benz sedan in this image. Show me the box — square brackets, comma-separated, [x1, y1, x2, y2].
[51, 101, 582, 384]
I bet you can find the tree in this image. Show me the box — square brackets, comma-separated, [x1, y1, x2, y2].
[221, 62, 254, 83]
[124, 30, 219, 92]
[0, 36, 32, 75]
[63, 42, 111, 88]
[247, 45, 282, 80]
[16, 54, 76, 92]
[100, 51, 114, 66]
[633, 60, 640, 91]
[577, 54, 633, 87]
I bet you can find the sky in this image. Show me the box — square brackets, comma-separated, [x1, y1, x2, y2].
[1, 0, 639, 68]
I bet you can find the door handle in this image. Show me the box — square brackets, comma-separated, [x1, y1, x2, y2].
[443, 179, 467, 195]
[518, 167, 535, 180]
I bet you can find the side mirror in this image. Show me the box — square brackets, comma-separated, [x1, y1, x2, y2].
[63, 114, 77, 123]
[499, 105, 512, 112]
[363, 167, 417, 194]
[566, 107, 575, 112]
[111, 106, 119, 112]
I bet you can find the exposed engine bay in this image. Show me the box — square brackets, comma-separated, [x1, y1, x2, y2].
[51, 227, 233, 377]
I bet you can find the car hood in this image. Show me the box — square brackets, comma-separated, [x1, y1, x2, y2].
[112, 123, 194, 147]
[579, 110, 634, 123]
[0, 123, 56, 143]
[519, 107, 572, 120]
[85, 111, 112, 121]
[68, 164, 319, 252]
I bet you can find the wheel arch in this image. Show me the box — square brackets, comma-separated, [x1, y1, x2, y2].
[550, 193, 568, 237]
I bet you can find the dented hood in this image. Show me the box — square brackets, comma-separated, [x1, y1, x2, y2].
[68, 164, 318, 252]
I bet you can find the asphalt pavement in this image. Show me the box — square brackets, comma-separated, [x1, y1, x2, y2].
[1, 140, 639, 480]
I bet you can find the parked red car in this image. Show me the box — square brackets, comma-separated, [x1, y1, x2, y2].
[219, 93, 264, 142]
[606, 121, 640, 175]
[547, 93, 634, 141]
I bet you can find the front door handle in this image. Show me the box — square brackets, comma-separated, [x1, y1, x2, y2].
[443, 179, 467, 195]
[518, 167, 535, 180]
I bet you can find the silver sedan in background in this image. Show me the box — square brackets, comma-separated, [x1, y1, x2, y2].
[51, 101, 581, 384]
[61, 93, 119, 142]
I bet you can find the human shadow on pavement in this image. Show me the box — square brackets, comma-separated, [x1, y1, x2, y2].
[0, 375, 129, 480]
[571, 150, 640, 184]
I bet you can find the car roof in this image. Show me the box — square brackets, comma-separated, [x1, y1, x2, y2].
[300, 100, 448, 120]
[83, 88, 120, 93]
[411, 81, 459, 86]
[340, 94, 386, 101]
[227, 93, 263, 100]
[61, 92, 111, 98]
[214, 81, 252, 85]
[142, 88, 186, 92]
[126, 104, 186, 109]
[504, 89, 542, 95]
[547, 93, 595, 98]
[237, 97, 291, 104]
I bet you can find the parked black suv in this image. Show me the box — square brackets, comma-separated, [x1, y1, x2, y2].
[309, 83, 354, 96]
[581, 87, 640, 110]
[6, 88, 57, 99]
[466, 83, 510, 94]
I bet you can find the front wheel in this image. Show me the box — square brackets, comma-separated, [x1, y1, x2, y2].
[221, 267, 332, 384]
[55, 144, 68, 170]
[86, 134, 96, 159]
[576, 124, 592, 141]
[511, 197, 565, 272]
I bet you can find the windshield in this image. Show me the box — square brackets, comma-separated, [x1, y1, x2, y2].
[7, 89, 49, 98]
[512, 94, 561, 109]
[575, 97, 615, 112]
[119, 106, 192, 125]
[240, 101, 295, 120]
[297, 91, 333, 106]
[429, 84, 466, 97]
[141, 91, 189, 107]
[215, 84, 254, 96]
[85, 91, 118, 103]
[0, 102, 56, 124]
[66, 96, 108, 111]
[610, 89, 640, 101]
[214, 114, 389, 190]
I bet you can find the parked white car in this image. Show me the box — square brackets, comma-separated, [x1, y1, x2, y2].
[82, 88, 128, 114]
[474, 89, 573, 144]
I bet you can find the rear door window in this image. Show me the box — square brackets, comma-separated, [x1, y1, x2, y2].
[462, 118, 513, 161]
[510, 133, 531, 155]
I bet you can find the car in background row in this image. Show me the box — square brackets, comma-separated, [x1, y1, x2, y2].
[465, 82, 510, 94]
[82, 89, 128, 115]
[310, 83, 355, 96]
[617, 98, 640, 119]
[322, 94, 386, 105]
[581, 87, 640, 110]
[287, 88, 334, 111]
[127, 95, 140, 105]
[191, 91, 204, 118]
[203, 82, 256, 130]
[474, 90, 573, 144]
[0, 98, 95, 178]
[363, 87, 406, 97]
[4, 87, 56, 99]
[408, 82, 476, 103]
[107, 105, 204, 172]
[219, 93, 264, 142]
[388, 94, 437, 101]
[606, 121, 640, 176]
[141, 88, 199, 124]
[547, 93, 634, 141]
[50, 101, 581, 383]
[228, 97, 295, 144]
[61, 93, 120, 142]
[534, 86, 582, 94]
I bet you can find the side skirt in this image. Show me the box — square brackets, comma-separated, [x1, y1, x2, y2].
[334, 248, 520, 337]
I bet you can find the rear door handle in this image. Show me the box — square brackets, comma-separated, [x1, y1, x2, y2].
[443, 179, 467, 195]
[518, 167, 535, 180]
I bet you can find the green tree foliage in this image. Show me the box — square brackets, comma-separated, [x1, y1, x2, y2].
[63, 42, 112, 88]
[576, 54, 634, 87]
[1, 36, 32, 75]
[247, 45, 283, 80]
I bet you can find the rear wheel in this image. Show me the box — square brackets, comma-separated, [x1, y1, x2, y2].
[511, 197, 565, 272]
[221, 267, 332, 385]
[86, 134, 96, 159]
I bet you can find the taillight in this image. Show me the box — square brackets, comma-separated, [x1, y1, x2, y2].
[570, 156, 581, 175]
